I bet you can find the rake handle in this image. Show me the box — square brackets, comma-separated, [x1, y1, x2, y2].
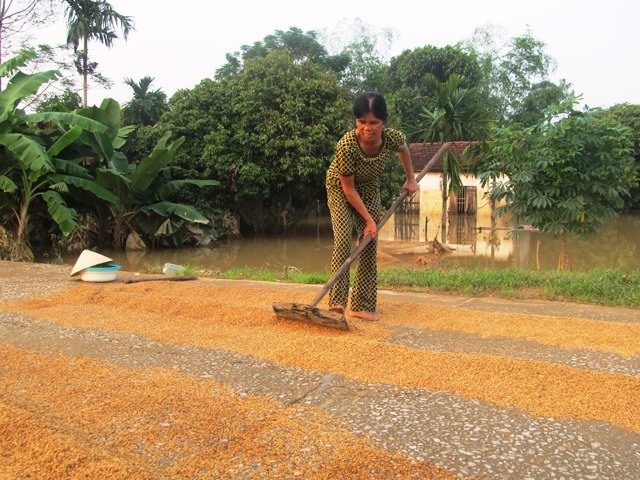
[311, 143, 449, 307]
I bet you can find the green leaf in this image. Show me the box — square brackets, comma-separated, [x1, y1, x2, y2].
[0, 133, 53, 174]
[42, 190, 78, 236]
[140, 201, 209, 224]
[0, 174, 18, 192]
[22, 113, 109, 134]
[129, 134, 185, 193]
[113, 125, 136, 149]
[52, 158, 92, 179]
[96, 168, 131, 204]
[47, 126, 84, 157]
[77, 98, 122, 139]
[0, 70, 59, 120]
[49, 174, 119, 204]
[0, 50, 37, 77]
[110, 151, 129, 173]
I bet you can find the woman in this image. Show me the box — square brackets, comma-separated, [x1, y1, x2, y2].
[325, 92, 418, 321]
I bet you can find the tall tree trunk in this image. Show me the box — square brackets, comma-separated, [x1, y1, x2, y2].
[11, 200, 33, 261]
[440, 171, 448, 243]
[82, 35, 88, 107]
[557, 232, 570, 270]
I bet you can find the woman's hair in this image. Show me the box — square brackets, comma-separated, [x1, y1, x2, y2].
[353, 92, 388, 123]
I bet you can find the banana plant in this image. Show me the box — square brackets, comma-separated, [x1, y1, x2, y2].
[94, 130, 218, 249]
[0, 52, 117, 261]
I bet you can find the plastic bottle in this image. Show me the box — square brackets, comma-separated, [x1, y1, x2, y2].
[162, 263, 185, 275]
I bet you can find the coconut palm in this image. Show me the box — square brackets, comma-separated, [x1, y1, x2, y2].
[64, 0, 134, 107]
[411, 73, 494, 242]
[122, 76, 168, 126]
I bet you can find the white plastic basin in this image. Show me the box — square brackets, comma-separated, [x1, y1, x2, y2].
[80, 264, 121, 282]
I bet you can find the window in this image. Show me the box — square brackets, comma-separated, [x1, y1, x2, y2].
[395, 196, 419, 241]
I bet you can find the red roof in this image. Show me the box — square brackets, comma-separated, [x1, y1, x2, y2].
[408, 141, 476, 172]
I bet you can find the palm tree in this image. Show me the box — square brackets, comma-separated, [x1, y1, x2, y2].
[122, 76, 168, 126]
[411, 73, 494, 242]
[64, 0, 134, 107]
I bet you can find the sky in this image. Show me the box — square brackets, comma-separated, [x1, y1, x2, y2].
[34, 0, 640, 109]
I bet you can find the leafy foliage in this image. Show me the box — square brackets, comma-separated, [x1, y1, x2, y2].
[122, 76, 168, 126]
[409, 73, 494, 241]
[0, 52, 217, 259]
[64, 0, 134, 106]
[600, 103, 640, 210]
[216, 27, 349, 80]
[464, 28, 570, 125]
[475, 97, 636, 268]
[164, 48, 351, 234]
[0, 53, 108, 260]
[386, 45, 483, 131]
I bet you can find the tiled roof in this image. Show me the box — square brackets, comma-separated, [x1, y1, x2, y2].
[409, 141, 476, 173]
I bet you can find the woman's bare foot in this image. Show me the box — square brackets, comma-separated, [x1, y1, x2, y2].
[329, 305, 345, 314]
[347, 310, 380, 322]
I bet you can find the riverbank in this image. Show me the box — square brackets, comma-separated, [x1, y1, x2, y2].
[1, 261, 639, 479]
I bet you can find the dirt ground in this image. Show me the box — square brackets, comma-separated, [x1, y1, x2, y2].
[1, 260, 639, 479]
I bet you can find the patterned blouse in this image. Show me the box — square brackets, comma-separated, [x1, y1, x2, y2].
[325, 128, 406, 192]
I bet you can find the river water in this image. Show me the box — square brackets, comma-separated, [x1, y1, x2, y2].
[49, 214, 640, 273]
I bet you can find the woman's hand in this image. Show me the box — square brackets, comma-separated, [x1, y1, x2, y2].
[363, 218, 378, 240]
[398, 144, 419, 197]
[403, 178, 419, 196]
[339, 173, 378, 239]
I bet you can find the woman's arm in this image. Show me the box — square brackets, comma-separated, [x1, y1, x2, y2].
[398, 143, 419, 195]
[338, 174, 378, 239]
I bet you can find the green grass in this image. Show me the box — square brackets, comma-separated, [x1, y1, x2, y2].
[206, 266, 640, 309]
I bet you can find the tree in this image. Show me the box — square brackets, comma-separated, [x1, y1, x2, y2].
[411, 73, 494, 242]
[122, 76, 168, 126]
[210, 50, 350, 233]
[319, 18, 396, 94]
[36, 87, 82, 112]
[164, 48, 351, 234]
[64, 0, 134, 107]
[600, 103, 640, 210]
[464, 27, 570, 125]
[475, 97, 636, 269]
[216, 27, 348, 80]
[510, 80, 569, 127]
[0, 51, 116, 260]
[386, 45, 483, 131]
[0, 0, 57, 67]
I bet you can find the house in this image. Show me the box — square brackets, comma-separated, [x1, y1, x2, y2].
[378, 142, 513, 257]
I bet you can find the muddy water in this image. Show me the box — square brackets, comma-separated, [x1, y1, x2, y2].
[47, 214, 640, 273]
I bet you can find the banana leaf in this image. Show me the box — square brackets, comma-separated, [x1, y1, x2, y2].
[113, 125, 136, 150]
[47, 126, 84, 157]
[0, 50, 37, 78]
[52, 158, 91, 178]
[48, 174, 119, 204]
[0, 174, 17, 193]
[0, 70, 59, 121]
[111, 151, 129, 174]
[0, 133, 54, 174]
[42, 190, 78, 236]
[140, 201, 209, 224]
[96, 168, 131, 204]
[129, 134, 185, 193]
[22, 113, 109, 135]
[77, 98, 122, 140]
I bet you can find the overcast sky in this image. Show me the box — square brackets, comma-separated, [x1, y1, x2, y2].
[35, 0, 639, 109]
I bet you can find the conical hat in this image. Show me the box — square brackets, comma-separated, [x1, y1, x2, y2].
[70, 250, 113, 276]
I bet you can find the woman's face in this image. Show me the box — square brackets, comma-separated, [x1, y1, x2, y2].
[355, 112, 384, 143]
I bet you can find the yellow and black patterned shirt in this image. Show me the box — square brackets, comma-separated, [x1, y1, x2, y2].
[326, 128, 406, 192]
